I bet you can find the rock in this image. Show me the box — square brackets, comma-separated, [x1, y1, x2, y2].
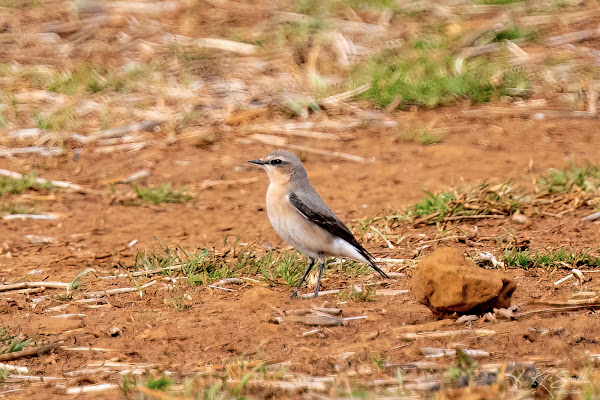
[412, 248, 516, 318]
[108, 327, 122, 337]
[511, 212, 530, 225]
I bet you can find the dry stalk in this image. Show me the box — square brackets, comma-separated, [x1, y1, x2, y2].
[272, 314, 345, 326]
[0, 147, 64, 157]
[66, 383, 120, 395]
[0, 341, 63, 362]
[516, 304, 600, 316]
[83, 121, 162, 143]
[297, 328, 323, 337]
[0, 363, 28, 373]
[0, 169, 83, 192]
[84, 280, 157, 298]
[398, 329, 496, 340]
[0, 281, 69, 292]
[103, 265, 183, 279]
[422, 347, 490, 358]
[547, 26, 600, 47]
[2, 214, 60, 220]
[200, 177, 259, 190]
[164, 35, 260, 55]
[61, 346, 113, 352]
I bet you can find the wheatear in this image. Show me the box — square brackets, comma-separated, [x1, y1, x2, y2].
[249, 150, 388, 298]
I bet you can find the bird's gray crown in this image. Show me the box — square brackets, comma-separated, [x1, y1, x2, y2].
[263, 150, 307, 177]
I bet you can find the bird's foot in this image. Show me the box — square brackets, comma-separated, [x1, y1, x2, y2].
[290, 290, 299, 299]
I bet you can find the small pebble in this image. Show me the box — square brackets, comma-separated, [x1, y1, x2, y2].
[108, 327, 122, 337]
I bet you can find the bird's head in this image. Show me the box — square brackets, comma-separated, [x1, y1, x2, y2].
[248, 150, 307, 184]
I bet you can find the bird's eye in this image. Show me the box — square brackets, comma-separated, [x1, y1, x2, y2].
[270, 159, 283, 165]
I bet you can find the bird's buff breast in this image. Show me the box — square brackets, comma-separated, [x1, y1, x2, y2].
[265, 184, 331, 258]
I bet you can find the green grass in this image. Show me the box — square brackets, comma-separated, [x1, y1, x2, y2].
[386, 162, 600, 225]
[0, 173, 53, 196]
[0, 328, 31, 354]
[130, 243, 376, 289]
[381, 180, 524, 225]
[145, 374, 172, 391]
[182, 248, 236, 285]
[416, 131, 445, 146]
[352, 37, 530, 108]
[395, 129, 446, 146]
[504, 248, 600, 270]
[133, 246, 234, 286]
[36, 106, 78, 131]
[409, 191, 457, 218]
[241, 250, 308, 286]
[296, 0, 333, 16]
[48, 64, 153, 95]
[6, 63, 153, 97]
[537, 163, 600, 194]
[0, 203, 37, 214]
[132, 184, 193, 205]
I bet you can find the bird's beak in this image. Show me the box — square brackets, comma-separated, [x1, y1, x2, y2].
[248, 159, 265, 166]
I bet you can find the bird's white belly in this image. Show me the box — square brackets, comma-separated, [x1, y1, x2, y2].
[266, 187, 330, 259]
[265, 183, 368, 264]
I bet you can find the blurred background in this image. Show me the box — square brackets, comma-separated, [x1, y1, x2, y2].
[1, 0, 599, 139]
[2, 1, 600, 398]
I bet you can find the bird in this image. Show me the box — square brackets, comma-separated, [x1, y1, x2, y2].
[249, 150, 388, 298]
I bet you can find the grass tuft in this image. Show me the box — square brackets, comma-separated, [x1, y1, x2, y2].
[386, 180, 523, 224]
[48, 64, 153, 95]
[396, 129, 445, 146]
[353, 41, 530, 108]
[0, 203, 38, 214]
[181, 248, 235, 285]
[0, 328, 31, 354]
[0, 173, 53, 196]
[133, 184, 193, 205]
[409, 191, 456, 218]
[145, 374, 172, 391]
[537, 163, 600, 194]
[504, 248, 600, 270]
[36, 106, 78, 131]
[129, 243, 375, 289]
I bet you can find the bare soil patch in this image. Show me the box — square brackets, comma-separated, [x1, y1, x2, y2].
[1, 0, 600, 398]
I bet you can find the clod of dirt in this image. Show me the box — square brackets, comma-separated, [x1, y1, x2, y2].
[36, 317, 85, 335]
[240, 287, 281, 311]
[412, 248, 516, 318]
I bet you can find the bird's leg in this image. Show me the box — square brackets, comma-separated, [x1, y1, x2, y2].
[314, 261, 325, 298]
[290, 258, 315, 298]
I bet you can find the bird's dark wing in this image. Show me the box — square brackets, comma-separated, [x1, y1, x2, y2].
[288, 191, 388, 278]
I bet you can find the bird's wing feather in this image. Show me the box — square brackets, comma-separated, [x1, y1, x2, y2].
[288, 191, 388, 278]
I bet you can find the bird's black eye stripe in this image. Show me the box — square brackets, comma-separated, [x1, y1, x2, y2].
[270, 159, 283, 165]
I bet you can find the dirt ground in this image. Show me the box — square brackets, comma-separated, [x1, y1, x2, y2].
[2, 0, 600, 397]
[1, 111, 600, 399]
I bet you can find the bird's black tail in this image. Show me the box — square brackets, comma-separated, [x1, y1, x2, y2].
[356, 245, 389, 279]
